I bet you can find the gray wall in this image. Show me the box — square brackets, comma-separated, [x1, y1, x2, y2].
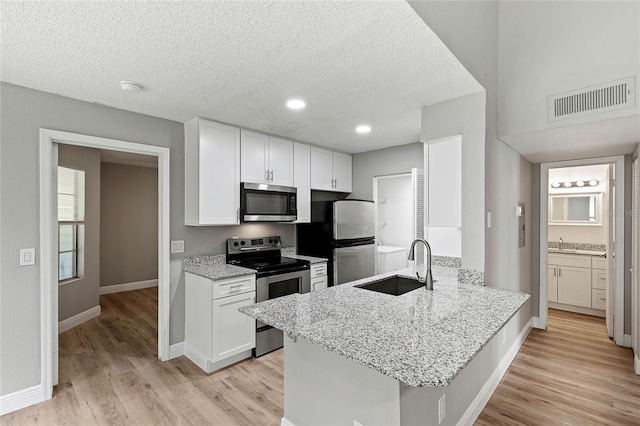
[100, 162, 158, 287]
[0, 82, 295, 396]
[57, 145, 101, 322]
[350, 142, 423, 201]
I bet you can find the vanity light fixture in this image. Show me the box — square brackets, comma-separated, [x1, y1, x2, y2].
[356, 125, 371, 134]
[286, 99, 306, 110]
[589, 179, 598, 186]
[576, 180, 585, 187]
[551, 182, 560, 188]
[563, 181, 572, 188]
[551, 179, 599, 189]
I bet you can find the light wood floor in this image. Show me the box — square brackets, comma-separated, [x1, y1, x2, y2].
[476, 308, 640, 425]
[3, 296, 639, 425]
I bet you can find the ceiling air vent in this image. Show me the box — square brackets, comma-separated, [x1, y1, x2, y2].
[547, 76, 635, 122]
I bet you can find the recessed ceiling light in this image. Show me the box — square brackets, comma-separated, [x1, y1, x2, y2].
[120, 80, 142, 93]
[286, 99, 306, 110]
[356, 125, 371, 134]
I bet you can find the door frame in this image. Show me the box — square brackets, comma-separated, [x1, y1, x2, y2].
[539, 155, 625, 346]
[39, 129, 171, 401]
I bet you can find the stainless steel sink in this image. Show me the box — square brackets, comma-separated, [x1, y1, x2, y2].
[355, 276, 431, 296]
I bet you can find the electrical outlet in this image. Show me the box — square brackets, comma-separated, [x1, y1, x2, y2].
[439, 393, 446, 424]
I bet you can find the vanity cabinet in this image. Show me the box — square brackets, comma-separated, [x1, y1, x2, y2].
[185, 273, 256, 373]
[241, 130, 294, 186]
[185, 118, 241, 226]
[591, 258, 607, 310]
[310, 262, 328, 292]
[548, 253, 607, 311]
[310, 147, 352, 192]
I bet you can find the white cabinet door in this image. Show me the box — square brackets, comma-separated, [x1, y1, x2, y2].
[241, 130, 269, 184]
[294, 143, 311, 223]
[332, 152, 352, 193]
[185, 118, 240, 226]
[558, 266, 592, 307]
[212, 291, 256, 362]
[547, 265, 558, 302]
[310, 147, 334, 190]
[268, 137, 294, 186]
[311, 276, 328, 292]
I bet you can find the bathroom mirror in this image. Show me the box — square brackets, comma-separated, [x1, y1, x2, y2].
[549, 192, 603, 226]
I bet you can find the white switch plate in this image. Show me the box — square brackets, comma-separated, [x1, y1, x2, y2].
[439, 393, 446, 424]
[170, 240, 184, 254]
[20, 248, 36, 266]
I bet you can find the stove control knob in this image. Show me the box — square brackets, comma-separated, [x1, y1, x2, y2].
[273, 238, 278, 244]
[233, 241, 239, 247]
[268, 238, 273, 243]
[240, 240, 246, 246]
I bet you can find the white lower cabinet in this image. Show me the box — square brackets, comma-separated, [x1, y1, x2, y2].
[185, 273, 256, 373]
[310, 262, 328, 292]
[547, 265, 558, 302]
[556, 265, 592, 307]
[548, 253, 607, 311]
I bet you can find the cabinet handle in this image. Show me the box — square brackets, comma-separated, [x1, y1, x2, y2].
[553, 267, 556, 277]
[265, 170, 269, 182]
[230, 284, 243, 292]
[558, 268, 561, 277]
[270, 170, 274, 181]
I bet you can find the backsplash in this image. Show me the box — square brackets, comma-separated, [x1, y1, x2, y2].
[432, 255, 462, 269]
[457, 269, 485, 286]
[548, 241, 606, 252]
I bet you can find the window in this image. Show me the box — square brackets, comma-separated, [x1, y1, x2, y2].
[58, 166, 85, 282]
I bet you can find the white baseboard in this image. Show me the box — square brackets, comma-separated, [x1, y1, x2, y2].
[58, 305, 101, 334]
[623, 334, 632, 348]
[169, 342, 185, 359]
[99, 279, 158, 295]
[0, 385, 44, 416]
[548, 302, 605, 318]
[635, 352, 640, 375]
[281, 417, 296, 426]
[532, 316, 542, 329]
[457, 317, 533, 426]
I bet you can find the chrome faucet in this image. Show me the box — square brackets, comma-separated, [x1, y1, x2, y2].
[559, 237, 564, 251]
[408, 238, 434, 290]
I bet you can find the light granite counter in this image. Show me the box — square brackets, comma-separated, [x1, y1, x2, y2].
[281, 247, 328, 264]
[547, 248, 606, 257]
[182, 254, 256, 280]
[240, 264, 529, 388]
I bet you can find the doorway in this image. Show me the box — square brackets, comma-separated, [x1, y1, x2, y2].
[539, 155, 625, 346]
[39, 129, 170, 401]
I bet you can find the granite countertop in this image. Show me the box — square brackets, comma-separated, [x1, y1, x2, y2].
[239, 264, 529, 388]
[182, 254, 256, 280]
[281, 247, 328, 264]
[547, 248, 606, 257]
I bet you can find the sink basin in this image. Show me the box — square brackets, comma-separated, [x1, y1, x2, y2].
[356, 276, 429, 296]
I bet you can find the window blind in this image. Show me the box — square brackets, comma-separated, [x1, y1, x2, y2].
[58, 166, 85, 221]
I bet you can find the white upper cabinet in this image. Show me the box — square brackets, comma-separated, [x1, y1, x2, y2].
[241, 130, 294, 187]
[293, 143, 311, 223]
[310, 147, 352, 193]
[185, 118, 240, 226]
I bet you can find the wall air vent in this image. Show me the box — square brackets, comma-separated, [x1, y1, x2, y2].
[547, 76, 635, 122]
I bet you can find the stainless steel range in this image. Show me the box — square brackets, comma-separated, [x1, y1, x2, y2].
[226, 236, 310, 357]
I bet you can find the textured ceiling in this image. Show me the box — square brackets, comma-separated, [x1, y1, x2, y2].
[0, 1, 482, 154]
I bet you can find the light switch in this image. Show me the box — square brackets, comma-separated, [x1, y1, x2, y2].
[20, 248, 36, 266]
[171, 240, 184, 254]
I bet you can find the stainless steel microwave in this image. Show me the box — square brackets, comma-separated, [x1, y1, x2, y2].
[240, 183, 297, 222]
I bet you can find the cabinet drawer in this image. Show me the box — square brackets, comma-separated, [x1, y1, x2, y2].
[548, 254, 591, 268]
[310, 262, 327, 278]
[592, 289, 606, 310]
[213, 275, 256, 299]
[311, 276, 328, 292]
[592, 269, 606, 290]
[592, 257, 607, 270]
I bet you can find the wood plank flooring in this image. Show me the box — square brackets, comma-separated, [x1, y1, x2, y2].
[476, 309, 640, 426]
[3, 295, 639, 425]
[1, 288, 284, 426]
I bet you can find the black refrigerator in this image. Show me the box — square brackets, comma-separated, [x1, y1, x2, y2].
[296, 200, 376, 287]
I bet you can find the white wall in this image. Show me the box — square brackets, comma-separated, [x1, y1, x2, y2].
[375, 174, 413, 249]
[497, 1, 640, 139]
[0, 83, 295, 396]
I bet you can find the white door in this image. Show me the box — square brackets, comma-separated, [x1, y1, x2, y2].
[293, 143, 311, 223]
[310, 147, 333, 190]
[632, 157, 638, 355]
[607, 164, 615, 337]
[268, 137, 294, 186]
[52, 144, 59, 386]
[332, 152, 352, 193]
[547, 265, 558, 302]
[240, 130, 268, 184]
[212, 292, 256, 362]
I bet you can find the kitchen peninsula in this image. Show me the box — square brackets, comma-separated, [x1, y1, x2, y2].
[240, 264, 530, 425]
